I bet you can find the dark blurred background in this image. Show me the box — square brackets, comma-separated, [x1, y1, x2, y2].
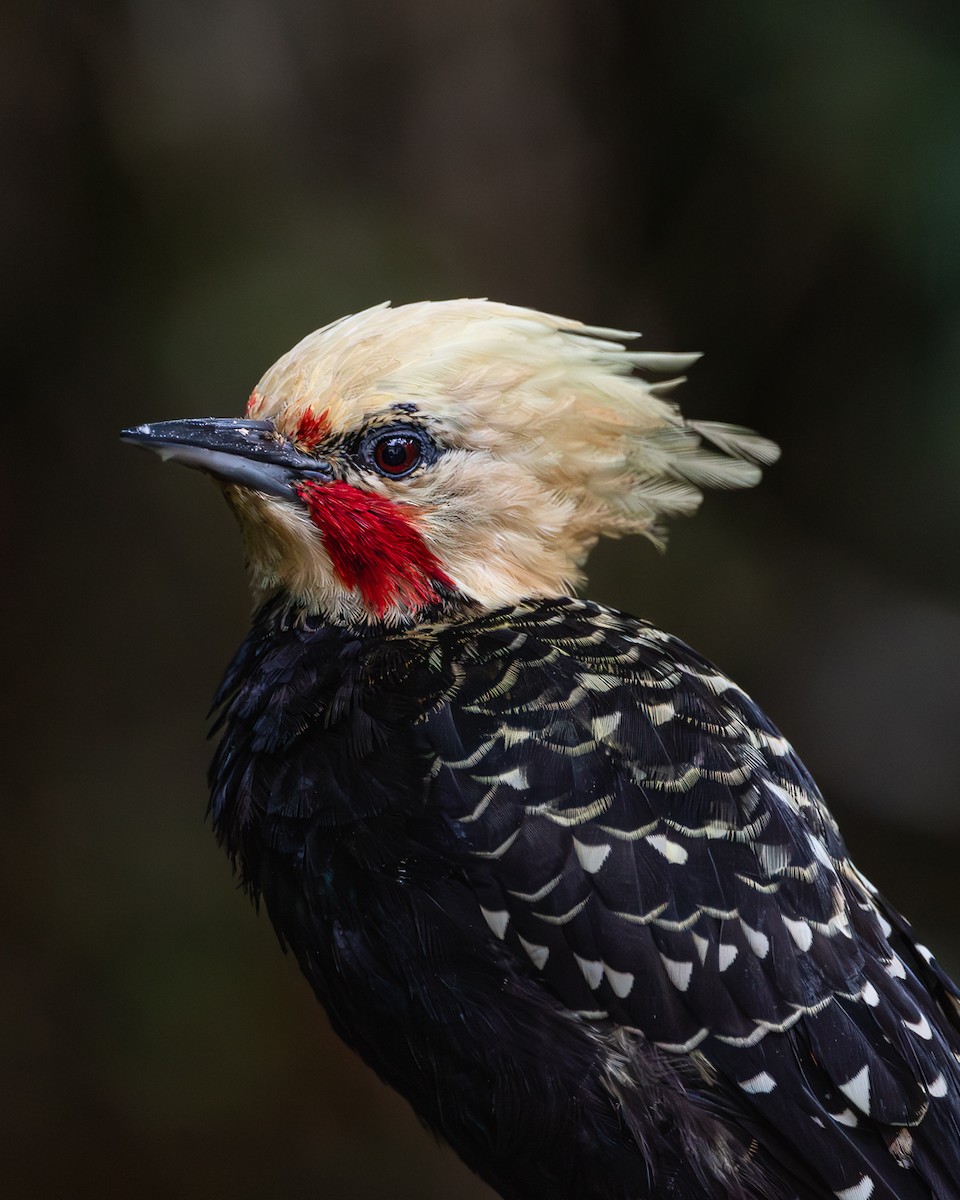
[4, 2, 960, 1196]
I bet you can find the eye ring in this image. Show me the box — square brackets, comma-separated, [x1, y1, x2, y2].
[360, 426, 436, 479]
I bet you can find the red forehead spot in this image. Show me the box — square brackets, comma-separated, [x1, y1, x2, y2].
[295, 480, 455, 617]
[294, 408, 331, 450]
[246, 391, 264, 417]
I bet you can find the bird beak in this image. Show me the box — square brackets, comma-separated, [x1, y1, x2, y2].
[121, 417, 333, 497]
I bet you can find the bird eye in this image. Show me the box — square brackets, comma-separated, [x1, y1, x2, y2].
[363, 428, 433, 478]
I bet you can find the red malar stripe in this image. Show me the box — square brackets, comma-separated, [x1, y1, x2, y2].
[296, 480, 455, 616]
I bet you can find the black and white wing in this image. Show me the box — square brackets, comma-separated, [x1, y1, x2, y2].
[420, 598, 960, 1200]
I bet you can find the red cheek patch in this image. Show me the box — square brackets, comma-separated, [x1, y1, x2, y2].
[295, 480, 455, 617]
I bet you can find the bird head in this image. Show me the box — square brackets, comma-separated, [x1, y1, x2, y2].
[124, 299, 778, 625]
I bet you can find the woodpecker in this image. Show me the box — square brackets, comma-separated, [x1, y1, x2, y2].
[124, 300, 960, 1200]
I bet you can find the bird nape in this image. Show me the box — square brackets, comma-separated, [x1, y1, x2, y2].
[123, 299, 960, 1200]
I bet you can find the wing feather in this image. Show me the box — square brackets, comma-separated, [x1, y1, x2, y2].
[419, 598, 960, 1198]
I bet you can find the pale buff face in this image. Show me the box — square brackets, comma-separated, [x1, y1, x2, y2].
[222, 300, 778, 623]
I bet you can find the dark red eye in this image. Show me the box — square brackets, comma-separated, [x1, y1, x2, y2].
[358, 424, 437, 479]
[372, 434, 423, 477]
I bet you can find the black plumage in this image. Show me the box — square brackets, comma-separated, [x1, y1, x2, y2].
[209, 595, 960, 1200]
[123, 298, 960, 1199]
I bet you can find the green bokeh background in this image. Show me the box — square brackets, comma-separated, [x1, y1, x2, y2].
[4, 3, 960, 1196]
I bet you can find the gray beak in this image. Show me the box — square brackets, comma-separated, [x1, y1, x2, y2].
[121, 417, 332, 497]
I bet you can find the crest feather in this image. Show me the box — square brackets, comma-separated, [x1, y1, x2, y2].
[253, 298, 778, 560]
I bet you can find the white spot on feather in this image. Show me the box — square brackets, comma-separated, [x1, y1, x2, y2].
[646, 701, 675, 726]
[916, 943, 935, 965]
[661, 955, 694, 992]
[591, 713, 620, 740]
[741, 921, 770, 959]
[860, 982, 880, 1008]
[765, 779, 801, 813]
[573, 838, 612, 874]
[835, 1175, 874, 1200]
[575, 954, 604, 990]
[904, 1013, 932, 1040]
[603, 963, 635, 998]
[717, 943, 738, 972]
[757, 841, 792, 875]
[829, 1108, 859, 1127]
[927, 1073, 948, 1098]
[480, 907, 510, 939]
[838, 1065, 871, 1114]
[692, 933, 709, 964]
[783, 916, 813, 951]
[647, 834, 688, 864]
[738, 1071, 776, 1094]
[517, 935, 549, 970]
[697, 670, 737, 696]
[885, 956, 907, 980]
[580, 674, 619, 693]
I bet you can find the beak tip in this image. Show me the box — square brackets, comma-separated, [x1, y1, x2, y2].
[121, 424, 152, 444]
